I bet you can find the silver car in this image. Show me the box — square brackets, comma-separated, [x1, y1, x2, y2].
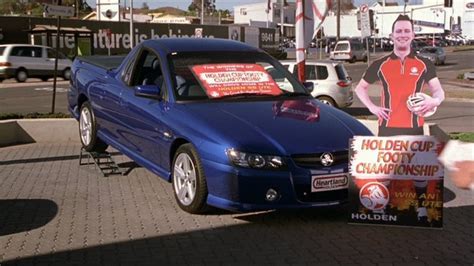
[280, 60, 353, 108]
[0, 44, 72, 82]
[417, 46, 446, 65]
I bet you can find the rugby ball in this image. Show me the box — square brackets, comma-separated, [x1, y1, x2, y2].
[406, 93, 437, 117]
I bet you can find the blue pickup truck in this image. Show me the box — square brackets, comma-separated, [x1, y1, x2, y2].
[68, 38, 371, 214]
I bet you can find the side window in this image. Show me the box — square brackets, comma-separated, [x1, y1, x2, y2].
[10, 46, 37, 57]
[293, 65, 316, 80]
[316, 65, 328, 80]
[31, 47, 42, 58]
[130, 49, 163, 88]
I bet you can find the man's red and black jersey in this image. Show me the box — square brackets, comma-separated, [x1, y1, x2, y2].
[362, 51, 437, 128]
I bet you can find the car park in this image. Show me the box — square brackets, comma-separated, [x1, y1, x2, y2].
[417, 46, 446, 65]
[329, 40, 368, 63]
[0, 44, 72, 82]
[68, 38, 372, 214]
[279, 60, 353, 108]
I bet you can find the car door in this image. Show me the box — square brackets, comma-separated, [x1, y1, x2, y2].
[117, 48, 169, 166]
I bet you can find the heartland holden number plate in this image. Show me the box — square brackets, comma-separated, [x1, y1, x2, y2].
[311, 174, 349, 192]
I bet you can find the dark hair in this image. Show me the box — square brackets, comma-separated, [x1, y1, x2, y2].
[391, 14, 414, 32]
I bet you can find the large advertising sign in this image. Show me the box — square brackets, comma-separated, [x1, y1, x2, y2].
[349, 135, 444, 228]
[0, 16, 279, 56]
[191, 64, 282, 99]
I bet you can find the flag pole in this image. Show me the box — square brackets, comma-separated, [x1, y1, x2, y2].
[296, 0, 305, 82]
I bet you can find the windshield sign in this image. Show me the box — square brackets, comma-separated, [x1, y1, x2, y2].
[191, 63, 282, 98]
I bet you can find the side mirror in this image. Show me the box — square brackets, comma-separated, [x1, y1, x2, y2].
[135, 85, 161, 99]
[303, 82, 314, 92]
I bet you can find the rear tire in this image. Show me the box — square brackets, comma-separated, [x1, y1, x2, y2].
[79, 101, 108, 152]
[317, 96, 337, 107]
[172, 144, 209, 214]
[349, 57, 356, 64]
[41, 77, 49, 82]
[15, 69, 28, 83]
[363, 56, 368, 63]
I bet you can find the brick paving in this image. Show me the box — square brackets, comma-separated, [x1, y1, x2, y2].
[0, 142, 473, 265]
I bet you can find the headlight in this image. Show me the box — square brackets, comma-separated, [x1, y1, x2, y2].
[226, 149, 286, 169]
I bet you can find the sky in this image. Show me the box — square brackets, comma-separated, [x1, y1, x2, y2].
[87, 0, 388, 11]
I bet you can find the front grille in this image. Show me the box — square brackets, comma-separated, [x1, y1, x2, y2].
[291, 151, 349, 169]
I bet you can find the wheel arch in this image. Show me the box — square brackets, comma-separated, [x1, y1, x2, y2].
[168, 138, 190, 182]
[77, 94, 89, 110]
[316, 95, 338, 107]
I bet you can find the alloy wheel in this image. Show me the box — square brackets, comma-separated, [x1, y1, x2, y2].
[173, 153, 197, 206]
[79, 107, 92, 146]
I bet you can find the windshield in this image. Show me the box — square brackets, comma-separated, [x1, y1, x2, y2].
[168, 51, 308, 101]
[335, 43, 349, 51]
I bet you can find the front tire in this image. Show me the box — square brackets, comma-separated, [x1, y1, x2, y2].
[79, 101, 108, 152]
[172, 144, 209, 214]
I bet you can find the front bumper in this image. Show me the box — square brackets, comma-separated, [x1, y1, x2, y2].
[201, 157, 349, 212]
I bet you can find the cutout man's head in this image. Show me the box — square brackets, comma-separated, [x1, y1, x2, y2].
[390, 15, 415, 52]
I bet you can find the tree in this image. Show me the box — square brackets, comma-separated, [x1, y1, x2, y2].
[189, 0, 215, 13]
[331, 0, 356, 14]
[142, 2, 149, 10]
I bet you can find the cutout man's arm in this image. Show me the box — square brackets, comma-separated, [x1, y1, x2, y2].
[354, 79, 391, 121]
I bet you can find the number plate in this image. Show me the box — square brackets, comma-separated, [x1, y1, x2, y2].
[311, 174, 349, 192]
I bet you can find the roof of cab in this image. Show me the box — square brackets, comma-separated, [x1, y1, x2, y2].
[141, 38, 261, 53]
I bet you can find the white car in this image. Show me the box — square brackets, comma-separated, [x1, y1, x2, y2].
[278, 60, 353, 108]
[330, 40, 368, 63]
[0, 44, 72, 82]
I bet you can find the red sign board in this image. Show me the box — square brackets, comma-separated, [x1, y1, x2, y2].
[190, 64, 282, 98]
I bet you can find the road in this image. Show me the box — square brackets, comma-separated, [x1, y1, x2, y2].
[0, 50, 472, 132]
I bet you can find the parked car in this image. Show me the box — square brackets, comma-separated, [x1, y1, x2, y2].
[330, 40, 368, 63]
[411, 39, 428, 53]
[0, 44, 72, 82]
[279, 60, 353, 108]
[417, 46, 446, 65]
[68, 38, 372, 214]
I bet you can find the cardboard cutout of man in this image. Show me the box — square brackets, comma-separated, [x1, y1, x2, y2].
[355, 15, 445, 136]
[354, 15, 445, 224]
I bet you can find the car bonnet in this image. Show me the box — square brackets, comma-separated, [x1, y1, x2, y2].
[180, 99, 369, 155]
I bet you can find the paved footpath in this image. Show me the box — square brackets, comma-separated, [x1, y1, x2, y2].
[0, 142, 472, 265]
